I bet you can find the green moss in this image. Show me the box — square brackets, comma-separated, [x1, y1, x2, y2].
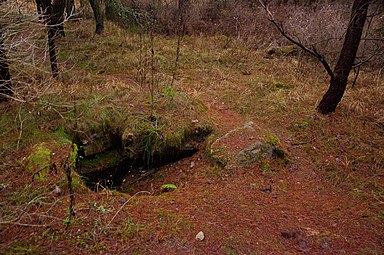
[69, 143, 78, 169]
[80, 150, 122, 169]
[158, 128, 184, 149]
[53, 127, 72, 145]
[261, 161, 272, 173]
[26, 143, 51, 180]
[274, 81, 288, 89]
[264, 134, 280, 146]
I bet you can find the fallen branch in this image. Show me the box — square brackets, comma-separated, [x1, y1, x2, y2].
[0, 221, 48, 227]
[107, 191, 151, 227]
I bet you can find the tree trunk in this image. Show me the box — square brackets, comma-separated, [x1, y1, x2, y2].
[52, 0, 66, 37]
[42, 0, 59, 78]
[66, 0, 75, 19]
[35, 0, 43, 18]
[0, 30, 12, 102]
[317, 0, 371, 114]
[89, 0, 104, 34]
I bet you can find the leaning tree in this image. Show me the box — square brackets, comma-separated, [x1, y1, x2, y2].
[260, 0, 373, 114]
[316, 0, 372, 114]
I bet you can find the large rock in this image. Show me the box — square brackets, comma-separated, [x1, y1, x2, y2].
[208, 121, 287, 169]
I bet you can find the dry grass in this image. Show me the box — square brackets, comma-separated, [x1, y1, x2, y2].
[0, 14, 383, 254]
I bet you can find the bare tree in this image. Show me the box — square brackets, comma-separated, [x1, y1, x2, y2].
[317, 0, 372, 114]
[260, 0, 373, 114]
[41, 0, 59, 77]
[0, 29, 12, 102]
[51, 0, 66, 37]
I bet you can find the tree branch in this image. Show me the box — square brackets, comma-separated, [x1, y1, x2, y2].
[258, 0, 335, 79]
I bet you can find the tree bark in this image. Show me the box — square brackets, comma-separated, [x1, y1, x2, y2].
[317, 0, 371, 114]
[89, 0, 104, 34]
[0, 30, 12, 102]
[52, 0, 66, 37]
[35, 0, 43, 18]
[66, 0, 75, 19]
[42, 0, 59, 78]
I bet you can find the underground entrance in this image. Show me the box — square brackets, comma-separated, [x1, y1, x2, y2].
[75, 126, 212, 192]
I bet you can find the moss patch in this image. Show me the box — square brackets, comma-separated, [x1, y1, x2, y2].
[26, 143, 52, 180]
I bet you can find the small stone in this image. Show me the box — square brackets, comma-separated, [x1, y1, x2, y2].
[191, 119, 199, 124]
[53, 185, 62, 196]
[0, 183, 8, 190]
[195, 231, 205, 241]
[190, 161, 195, 168]
[288, 166, 298, 173]
[299, 239, 308, 248]
[321, 240, 329, 249]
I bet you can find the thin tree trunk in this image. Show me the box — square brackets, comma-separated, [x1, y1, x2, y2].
[52, 0, 66, 37]
[0, 30, 12, 101]
[317, 0, 371, 114]
[36, 0, 43, 19]
[42, 0, 59, 78]
[66, 0, 75, 19]
[89, 0, 104, 34]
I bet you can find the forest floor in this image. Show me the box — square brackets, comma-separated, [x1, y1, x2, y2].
[0, 20, 383, 255]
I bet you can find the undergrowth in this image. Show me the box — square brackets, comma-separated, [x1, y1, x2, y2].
[0, 15, 382, 254]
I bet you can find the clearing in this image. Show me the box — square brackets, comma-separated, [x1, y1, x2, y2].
[0, 20, 383, 255]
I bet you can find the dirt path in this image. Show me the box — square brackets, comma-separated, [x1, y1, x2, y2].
[107, 97, 382, 255]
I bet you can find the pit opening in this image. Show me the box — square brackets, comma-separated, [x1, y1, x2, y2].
[76, 126, 211, 192]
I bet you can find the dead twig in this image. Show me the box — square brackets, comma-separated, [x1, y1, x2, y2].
[0, 221, 48, 227]
[107, 191, 151, 227]
[16, 106, 25, 150]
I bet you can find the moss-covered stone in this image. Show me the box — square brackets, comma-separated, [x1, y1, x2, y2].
[26, 143, 52, 180]
[208, 121, 289, 169]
